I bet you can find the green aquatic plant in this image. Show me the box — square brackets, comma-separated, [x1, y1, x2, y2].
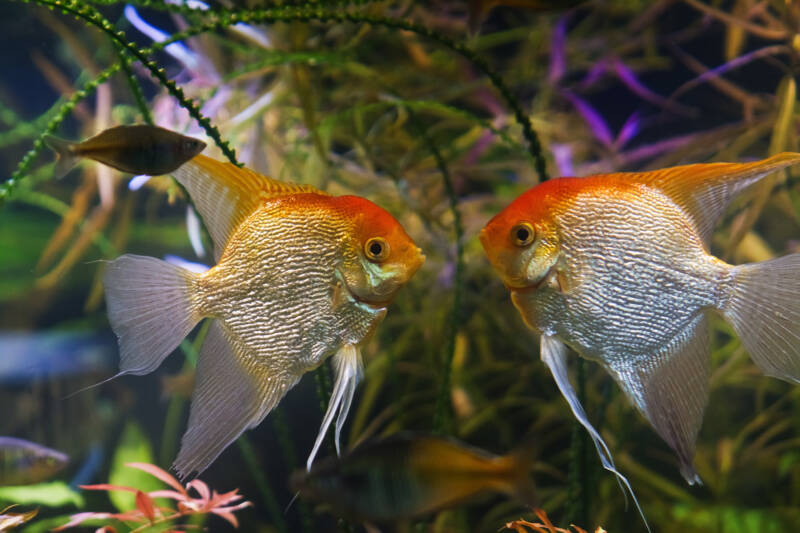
[0, 0, 799, 532]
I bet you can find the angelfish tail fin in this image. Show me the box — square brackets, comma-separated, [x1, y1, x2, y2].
[540, 335, 651, 533]
[306, 344, 363, 471]
[723, 253, 800, 383]
[43, 134, 79, 179]
[103, 254, 201, 375]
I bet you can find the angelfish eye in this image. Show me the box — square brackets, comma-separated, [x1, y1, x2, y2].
[511, 222, 535, 247]
[364, 237, 390, 262]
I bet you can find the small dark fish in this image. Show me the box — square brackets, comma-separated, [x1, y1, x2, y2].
[0, 505, 38, 531]
[468, 0, 584, 34]
[44, 125, 206, 178]
[290, 433, 535, 523]
[0, 438, 68, 486]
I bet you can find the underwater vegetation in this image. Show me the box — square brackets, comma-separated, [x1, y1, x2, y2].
[1, 0, 800, 532]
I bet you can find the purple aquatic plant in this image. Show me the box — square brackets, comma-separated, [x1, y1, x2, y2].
[561, 91, 641, 152]
[548, 17, 567, 84]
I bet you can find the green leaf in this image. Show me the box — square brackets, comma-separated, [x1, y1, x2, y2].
[107, 421, 161, 512]
[0, 482, 84, 508]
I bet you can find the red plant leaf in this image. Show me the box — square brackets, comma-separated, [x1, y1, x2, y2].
[135, 491, 156, 522]
[186, 479, 210, 503]
[207, 489, 242, 509]
[211, 509, 239, 528]
[504, 520, 549, 533]
[216, 501, 251, 513]
[148, 489, 189, 501]
[53, 512, 114, 530]
[126, 462, 186, 495]
[79, 484, 138, 493]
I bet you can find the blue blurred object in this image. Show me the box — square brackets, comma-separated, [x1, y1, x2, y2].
[0, 331, 116, 384]
[68, 442, 104, 488]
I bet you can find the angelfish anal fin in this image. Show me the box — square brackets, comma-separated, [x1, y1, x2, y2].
[539, 335, 651, 533]
[605, 315, 710, 486]
[173, 320, 300, 479]
[306, 344, 363, 471]
[170, 154, 326, 261]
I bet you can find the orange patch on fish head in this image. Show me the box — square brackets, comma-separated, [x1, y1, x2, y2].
[335, 196, 425, 307]
[480, 181, 568, 291]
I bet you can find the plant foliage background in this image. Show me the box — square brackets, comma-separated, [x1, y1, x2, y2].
[1, 0, 799, 531]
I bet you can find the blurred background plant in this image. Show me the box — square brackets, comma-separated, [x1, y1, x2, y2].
[0, 0, 799, 531]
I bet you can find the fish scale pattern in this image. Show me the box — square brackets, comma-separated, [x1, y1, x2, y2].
[527, 185, 721, 362]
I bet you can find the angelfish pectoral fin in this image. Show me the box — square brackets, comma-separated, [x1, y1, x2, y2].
[173, 320, 300, 479]
[539, 335, 650, 533]
[306, 344, 363, 471]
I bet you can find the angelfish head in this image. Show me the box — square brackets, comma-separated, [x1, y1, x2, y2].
[479, 184, 562, 293]
[336, 196, 425, 309]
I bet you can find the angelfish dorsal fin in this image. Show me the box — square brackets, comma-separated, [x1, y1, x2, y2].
[171, 154, 327, 261]
[620, 152, 800, 244]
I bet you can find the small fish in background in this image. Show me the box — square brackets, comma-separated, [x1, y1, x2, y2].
[480, 154, 800, 510]
[290, 433, 536, 523]
[467, 0, 585, 35]
[0, 505, 38, 531]
[44, 124, 206, 178]
[0, 437, 68, 486]
[102, 154, 425, 477]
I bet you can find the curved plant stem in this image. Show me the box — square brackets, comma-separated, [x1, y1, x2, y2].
[113, 43, 154, 126]
[235, 6, 548, 180]
[0, 64, 119, 203]
[236, 436, 288, 533]
[18, 0, 239, 164]
[408, 112, 464, 435]
[114, 3, 550, 181]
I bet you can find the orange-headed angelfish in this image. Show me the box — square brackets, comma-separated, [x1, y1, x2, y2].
[481, 152, 800, 527]
[103, 155, 425, 477]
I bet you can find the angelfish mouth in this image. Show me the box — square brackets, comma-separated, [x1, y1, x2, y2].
[335, 269, 392, 309]
[348, 289, 392, 309]
[505, 264, 557, 294]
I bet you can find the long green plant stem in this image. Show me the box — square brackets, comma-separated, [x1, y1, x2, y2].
[187, 5, 548, 181]
[30, 0, 240, 165]
[565, 357, 590, 526]
[236, 437, 289, 533]
[409, 113, 465, 435]
[1, 8, 233, 203]
[272, 407, 316, 533]
[0, 64, 119, 203]
[113, 43, 154, 126]
[0, 0, 240, 206]
[66, 0, 547, 180]
[4, 0, 547, 206]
